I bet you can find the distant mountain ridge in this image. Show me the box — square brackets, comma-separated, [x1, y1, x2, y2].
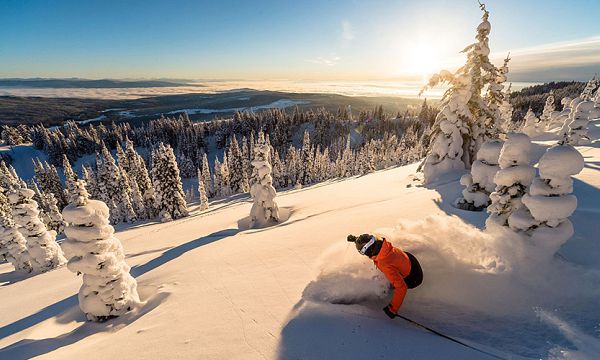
[0, 78, 194, 88]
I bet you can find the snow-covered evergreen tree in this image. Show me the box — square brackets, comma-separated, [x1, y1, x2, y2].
[509, 145, 584, 257]
[125, 142, 157, 218]
[521, 107, 541, 138]
[113, 167, 137, 223]
[420, 72, 472, 183]
[285, 146, 299, 186]
[483, 54, 510, 140]
[456, 139, 503, 211]
[129, 176, 147, 219]
[299, 129, 313, 185]
[201, 153, 213, 198]
[34, 159, 67, 210]
[420, 3, 498, 183]
[62, 180, 141, 322]
[499, 83, 515, 132]
[271, 149, 285, 188]
[45, 192, 65, 235]
[220, 153, 232, 196]
[9, 187, 66, 273]
[82, 165, 98, 199]
[551, 97, 574, 133]
[62, 154, 78, 200]
[540, 92, 555, 126]
[0, 187, 32, 273]
[213, 157, 223, 197]
[250, 134, 280, 226]
[151, 143, 188, 222]
[197, 168, 209, 211]
[486, 133, 535, 227]
[96, 145, 120, 219]
[580, 75, 597, 101]
[228, 136, 249, 193]
[562, 100, 594, 145]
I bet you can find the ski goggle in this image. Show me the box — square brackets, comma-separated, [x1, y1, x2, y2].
[359, 237, 376, 255]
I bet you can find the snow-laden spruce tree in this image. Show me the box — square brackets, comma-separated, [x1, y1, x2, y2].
[499, 83, 515, 132]
[483, 54, 510, 140]
[62, 154, 78, 200]
[271, 149, 286, 188]
[228, 136, 249, 194]
[45, 192, 65, 235]
[113, 167, 137, 223]
[250, 133, 280, 227]
[220, 153, 232, 196]
[540, 92, 555, 127]
[580, 75, 597, 101]
[508, 145, 584, 257]
[521, 108, 541, 138]
[419, 72, 472, 183]
[151, 143, 188, 222]
[62, 180, 141, 322]
[96, 145, 120, 219]
[9, 187, 66, 273]
[213, 157, 223, 197]
[456, 139, 503, 211]
[486, 133, 535, 227]
[0, 188, 32, 273]
[419, 4, 499, 183]
[197, 168, 209, 211]
[201, 153, 213, 198]
[82, 165, 98, 199]
[299, 129, 313, 185]
[552, 97, 574, 133]
[129, 178, 147, 219]
[131, 150, 157, 218]
[562, 100, 595, 145]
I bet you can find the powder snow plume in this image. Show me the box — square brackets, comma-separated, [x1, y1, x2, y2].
[304, 214, 600, 358]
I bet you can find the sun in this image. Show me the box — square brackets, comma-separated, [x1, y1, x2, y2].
[403, 43, 444, 81]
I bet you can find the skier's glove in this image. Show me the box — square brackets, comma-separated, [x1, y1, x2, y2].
[383, 305, 397, 319]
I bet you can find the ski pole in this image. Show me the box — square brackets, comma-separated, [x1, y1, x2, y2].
[397, 315, 508, 360]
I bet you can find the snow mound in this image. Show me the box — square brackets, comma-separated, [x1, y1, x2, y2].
[539, 145, 585, 179]
[498, 132, 532, 168]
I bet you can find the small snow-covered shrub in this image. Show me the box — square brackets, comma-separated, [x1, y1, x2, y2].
[486, 133, 535, 227]
[508, 144, 584, 258]
[456, 140, 503, 210]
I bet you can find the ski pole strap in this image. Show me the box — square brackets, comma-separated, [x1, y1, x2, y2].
[397, 315, 507, 360]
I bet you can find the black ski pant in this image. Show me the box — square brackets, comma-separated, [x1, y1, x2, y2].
[403, 252, 423, 289]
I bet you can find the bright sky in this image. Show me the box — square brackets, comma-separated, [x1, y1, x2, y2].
[1, 0, 599, 81]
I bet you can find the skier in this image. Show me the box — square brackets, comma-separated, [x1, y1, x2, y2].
[347, 234, 423, 319]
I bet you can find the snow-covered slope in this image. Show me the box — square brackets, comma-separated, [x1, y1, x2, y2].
[2, 122, 600, 359]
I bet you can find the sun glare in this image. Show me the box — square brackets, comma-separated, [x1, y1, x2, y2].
[403, 43, 444, 81]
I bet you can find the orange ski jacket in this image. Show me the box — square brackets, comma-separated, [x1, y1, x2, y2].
[370, 239, 411, 314]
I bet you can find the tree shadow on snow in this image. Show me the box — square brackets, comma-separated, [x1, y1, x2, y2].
[0, 286, 169, 360]
[0, 229, 239, 354]
[559, 177, 600, 269]
[130, 228, 240, 277]
[0, 269, 38, 287]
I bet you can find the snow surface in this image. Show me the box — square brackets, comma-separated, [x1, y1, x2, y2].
[2, 122, 600, 359]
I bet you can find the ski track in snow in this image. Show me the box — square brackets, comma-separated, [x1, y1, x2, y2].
[1, 121, 600, 359]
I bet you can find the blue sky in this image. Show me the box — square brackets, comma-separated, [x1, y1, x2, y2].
[1, 0, 599, 81]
